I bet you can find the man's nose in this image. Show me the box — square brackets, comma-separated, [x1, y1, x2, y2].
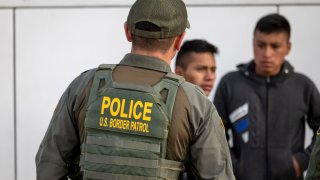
[263, 46, 273, 57]
[205, 70, 215, 80]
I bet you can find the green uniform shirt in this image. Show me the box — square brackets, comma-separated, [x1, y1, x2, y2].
[36, 53, 235, 180]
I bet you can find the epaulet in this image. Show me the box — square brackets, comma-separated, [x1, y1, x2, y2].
[97, 64, 116, 70]
[163, 72, 185, 85]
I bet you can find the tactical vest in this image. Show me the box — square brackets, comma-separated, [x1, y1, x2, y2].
[80, 64, 185, 180]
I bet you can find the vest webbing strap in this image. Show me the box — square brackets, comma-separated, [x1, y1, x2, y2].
[85, 153, 158, 168]
[83, 159, 182, 180]
[86, 135, 160, 154]
[85, 153, 183, 179]
[158, 159, 183, 171]
[157, 159, 183, 179]
[84, 170, 157, 180]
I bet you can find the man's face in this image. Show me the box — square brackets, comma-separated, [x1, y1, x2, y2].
[253, 30, 291, 76]
[176, 52, 216, 96]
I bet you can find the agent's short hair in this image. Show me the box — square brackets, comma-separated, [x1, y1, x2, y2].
[175, 39, 218, 69]
[132, 21, 176, 53]
[254, 13, 291, 40]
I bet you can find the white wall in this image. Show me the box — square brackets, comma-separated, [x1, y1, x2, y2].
[1, 0, 320, 7]
[15, 8, 130, 180]
[282, 6, 320, 89]
[0, 9, 15, 180]
[1, 2, 320, 180]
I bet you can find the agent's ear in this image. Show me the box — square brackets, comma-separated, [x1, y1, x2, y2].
[174, 32, 186, 50]
[175, 66, 184, 76]
[124, 22, 132, 42]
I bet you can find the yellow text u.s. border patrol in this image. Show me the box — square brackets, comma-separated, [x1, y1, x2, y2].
[98, 96, 153, 133]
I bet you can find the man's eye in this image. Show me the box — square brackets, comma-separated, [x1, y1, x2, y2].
[272, 44, 280, 49]
[196, 67, 205, 71]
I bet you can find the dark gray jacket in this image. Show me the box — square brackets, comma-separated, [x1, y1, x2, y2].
[214, 60, 320, 180]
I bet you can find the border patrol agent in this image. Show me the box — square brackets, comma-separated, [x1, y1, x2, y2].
[305, 128, 320, 180]
[36, 0, 235, 179]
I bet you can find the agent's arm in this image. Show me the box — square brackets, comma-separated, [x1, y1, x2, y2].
[213, 78, 240, 177]
[35, 70, 94, 180]
[183, 83, 235, 180]
[293, 82, 320, 177]
[305, 130, 320, 180]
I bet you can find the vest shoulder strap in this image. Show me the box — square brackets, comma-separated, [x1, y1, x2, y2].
[153, 72, 185, 121]
[87, 64, 116, 105]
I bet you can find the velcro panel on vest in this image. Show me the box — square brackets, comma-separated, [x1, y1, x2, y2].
[84, 170, 157, 180]
[86, 135, 160, 154]
[83, 159, 182, 180]
[86, 86, 166, 138]
[157, 159, 183, 179]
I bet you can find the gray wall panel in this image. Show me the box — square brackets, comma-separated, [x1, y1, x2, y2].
[0, 9, 14, 180]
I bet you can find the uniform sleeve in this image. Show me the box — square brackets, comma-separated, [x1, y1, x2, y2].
[35, 85, 80, 180]
[35, 70, 94, 180]
[189, 106, 235, 180]
[305, 131, 320, 180]
[294, 82, 320, 172]
[182, 83, 235, 180]
[213, 77, 240, 177]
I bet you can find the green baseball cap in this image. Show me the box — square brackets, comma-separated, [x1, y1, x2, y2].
[127, 0, 190, 39]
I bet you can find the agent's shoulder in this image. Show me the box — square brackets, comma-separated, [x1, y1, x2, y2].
[180, 81, 205, 97]
[179, 81, 212, 108]
[68, 68, 97, 91]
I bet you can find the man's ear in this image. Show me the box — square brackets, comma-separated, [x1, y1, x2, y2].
[174, 32, 186, 50]
[124, 22, 132, 42]
[286, 41, 292, 55]
[175, 66, 184, 76]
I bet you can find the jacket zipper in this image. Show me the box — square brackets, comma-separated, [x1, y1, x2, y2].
[266, 76, 270, 180]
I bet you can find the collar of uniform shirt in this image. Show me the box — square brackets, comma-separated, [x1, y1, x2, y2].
[119, 53, 172, 73]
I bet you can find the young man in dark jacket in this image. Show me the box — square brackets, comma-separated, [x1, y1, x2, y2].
[214, 13, 320, 180]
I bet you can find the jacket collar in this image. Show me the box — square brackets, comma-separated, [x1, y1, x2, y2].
[237, 60, 294, 84]
[119, 53, 172, 73]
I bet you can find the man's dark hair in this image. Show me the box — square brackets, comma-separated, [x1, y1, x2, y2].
[175, 39, 218, 69]
[254, 13, 291, 40]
